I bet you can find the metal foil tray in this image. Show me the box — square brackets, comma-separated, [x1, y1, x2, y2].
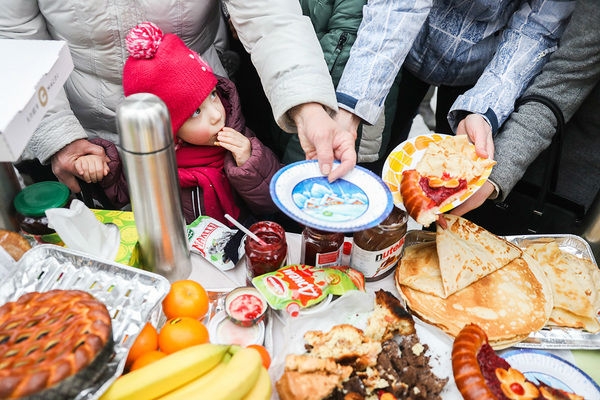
[402, 231, 600, 350]
[0, 244, 171, 399]
[505, 234, 600, 350]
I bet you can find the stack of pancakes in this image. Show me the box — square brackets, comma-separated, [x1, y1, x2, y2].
[396, 214, 600, 348]
[396, 215, 551, 348]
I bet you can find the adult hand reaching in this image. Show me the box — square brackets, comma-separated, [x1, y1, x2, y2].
[51, 139, 108, 193]
[456, 113, 494, 159]
[289, 103, 357, 182]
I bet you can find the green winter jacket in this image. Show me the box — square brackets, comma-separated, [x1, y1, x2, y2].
[280, 0, 401, 166]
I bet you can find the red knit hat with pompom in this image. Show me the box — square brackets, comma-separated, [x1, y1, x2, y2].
[123, 22, 218, 135]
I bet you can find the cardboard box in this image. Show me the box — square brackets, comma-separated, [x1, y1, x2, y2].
[0, 40, 74, 162]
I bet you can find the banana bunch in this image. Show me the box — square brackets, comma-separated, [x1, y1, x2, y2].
[99, 344, 271, 400]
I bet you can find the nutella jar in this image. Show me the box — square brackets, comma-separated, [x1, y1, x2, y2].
[13, 181, 71, 245]
[300, 227, 344, 268]
[351, 207, 408, 281]
[244, 221, 288, 284]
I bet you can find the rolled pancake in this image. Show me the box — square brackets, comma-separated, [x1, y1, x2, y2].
[395, 246, 553, 348]
[524, 241, 600, 333]
[436, 214, 522, 297]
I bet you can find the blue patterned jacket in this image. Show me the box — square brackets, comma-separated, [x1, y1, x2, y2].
[336, 0, 576, 133]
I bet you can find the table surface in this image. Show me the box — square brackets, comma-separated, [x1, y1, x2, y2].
[188, 232, 600, 396]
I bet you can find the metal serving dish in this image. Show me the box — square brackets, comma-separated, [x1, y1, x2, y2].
[402, 231, 600, 350]
[505, 234, 600, 350]
[0, 245, 171, 399]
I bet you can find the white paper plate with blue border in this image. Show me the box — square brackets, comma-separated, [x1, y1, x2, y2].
[270, 160, 393, 232]
[501, 349, 600, 398]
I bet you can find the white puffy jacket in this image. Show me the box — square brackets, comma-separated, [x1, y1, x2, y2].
[0, 1, 226, 163]
[224, 0, 338, 133]
[0, 0, 337, 164]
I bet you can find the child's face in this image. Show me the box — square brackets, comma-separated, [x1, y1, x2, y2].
[177, 89, 225, 146]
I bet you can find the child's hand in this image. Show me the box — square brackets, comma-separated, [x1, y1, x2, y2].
[216, 127, 251, 166]
[74, 154, 110, 183]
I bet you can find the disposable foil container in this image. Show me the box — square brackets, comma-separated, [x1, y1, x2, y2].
[506, 234, 600, 350]
[0, 244, 170, 399]
[402, 231, 600, 350]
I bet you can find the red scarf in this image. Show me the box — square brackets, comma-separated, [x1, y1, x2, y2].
[176, 144, 240, 225]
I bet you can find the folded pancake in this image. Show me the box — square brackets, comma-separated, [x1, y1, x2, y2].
[395, 245, 553, 348]
[436, 214, 523, 297]
[395, 242, 444, 297]
[524, 241, 600, 333]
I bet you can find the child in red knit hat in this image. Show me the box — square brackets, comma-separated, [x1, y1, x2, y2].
[80, 22, 283, 226]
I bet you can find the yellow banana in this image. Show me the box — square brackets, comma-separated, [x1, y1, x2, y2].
[159, 352, 232, 399]
[161, 346, 262, 400]
[242, 366, 272, 400]
[99, 343, 230, 400]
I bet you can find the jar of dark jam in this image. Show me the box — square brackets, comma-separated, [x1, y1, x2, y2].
[351, 207, 408, 281]
[300, 227, 344, 268]
[13, 181, 71, 244]
[244, 221, 288, 283]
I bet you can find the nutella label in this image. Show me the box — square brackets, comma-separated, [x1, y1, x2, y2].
[350, 237, 405, 278]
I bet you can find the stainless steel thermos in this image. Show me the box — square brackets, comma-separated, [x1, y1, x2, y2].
[116, 93, 191, 281]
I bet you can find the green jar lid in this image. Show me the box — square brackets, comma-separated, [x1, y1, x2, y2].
[14, 181, 70, 217]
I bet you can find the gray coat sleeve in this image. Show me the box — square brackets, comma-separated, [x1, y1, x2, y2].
[490, 0, 600, 200]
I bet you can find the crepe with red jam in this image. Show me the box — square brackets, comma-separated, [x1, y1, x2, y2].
[400, 135, 494, 226]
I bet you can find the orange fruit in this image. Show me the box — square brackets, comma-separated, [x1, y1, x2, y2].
[247, 344, 271, 369]
[129, 350, 167, 371]
[125, 322, 158, 369]
[162, 280, 209, 320]
[158, 317, 209, 354]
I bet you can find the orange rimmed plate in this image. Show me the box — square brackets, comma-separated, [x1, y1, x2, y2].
[381, 134, 494, 214]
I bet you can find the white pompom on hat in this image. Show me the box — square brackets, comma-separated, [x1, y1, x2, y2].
[122, 22, 218, 135]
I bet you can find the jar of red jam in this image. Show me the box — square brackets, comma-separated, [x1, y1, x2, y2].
[244, 221, 288, 283]
[351, 207, 408, 281]
[300, 227, 344, 268]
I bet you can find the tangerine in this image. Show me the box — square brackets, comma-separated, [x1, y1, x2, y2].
[125, 322, 158, 369]
[247, 344, 271, 369]
[158, 317, 209, 354]
[162, 280, 209, 320]
[129, 350, 167, 371]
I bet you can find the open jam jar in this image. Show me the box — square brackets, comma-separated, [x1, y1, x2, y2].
[244, 221, 288, 283]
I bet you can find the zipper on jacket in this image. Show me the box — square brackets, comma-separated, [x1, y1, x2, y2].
[330, 32, 349, 73]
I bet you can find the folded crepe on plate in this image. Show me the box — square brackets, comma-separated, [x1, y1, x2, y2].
[396, 241, 553, 348]
[524, 241, 600, 333]
[436, 214, 522, 297]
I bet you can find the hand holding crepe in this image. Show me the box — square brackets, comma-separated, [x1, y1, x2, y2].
[436, 214, 522, 297]
[524, 241, 600, 333]
[395, 242, 553, 348]
[400, 135, 495, 226]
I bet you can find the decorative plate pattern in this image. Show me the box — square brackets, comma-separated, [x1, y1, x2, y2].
[381, 134, 493, 213]
[502, 349, 600, 398]
[270, 160, 393, 232]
